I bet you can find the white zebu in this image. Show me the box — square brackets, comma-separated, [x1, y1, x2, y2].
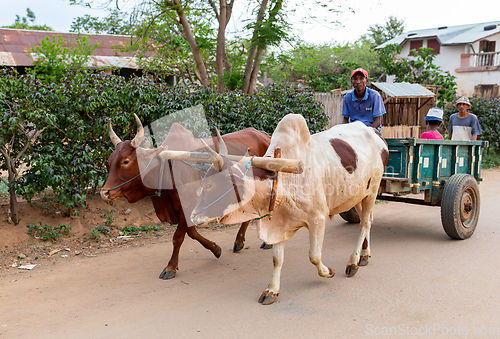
[191, 114, 389, 305]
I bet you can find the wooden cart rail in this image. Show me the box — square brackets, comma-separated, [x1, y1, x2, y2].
[341, 138, 488, 240]
[378, 138, 488, 206]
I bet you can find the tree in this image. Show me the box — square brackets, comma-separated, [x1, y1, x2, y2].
[379, 44, 457, 106]
[265, 39, 382, 92]
[364, 16, 405, 46]
[70, 8, 135, 34]
[1, 8, 53, 31]
[0, 70, 46, 224]
[28, 35, 99, 83]
[70, 0, 348, 94]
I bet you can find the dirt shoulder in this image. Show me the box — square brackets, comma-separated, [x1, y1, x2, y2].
[0, 193, 180, 271]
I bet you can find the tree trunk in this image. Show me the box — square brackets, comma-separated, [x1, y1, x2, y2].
[216, 0, 227, 93]
[241, 0, 268, 93]
[247, 0, 284, 94]
[223, 0, 233, 73]
[172, 0, 210, 86]
[247, 47, 265, 95]
[7, 165, 19, 225]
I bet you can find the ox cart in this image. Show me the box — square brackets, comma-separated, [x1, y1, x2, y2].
[340, 138, 489, 240]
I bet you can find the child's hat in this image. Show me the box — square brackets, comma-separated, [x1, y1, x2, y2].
[424, 107, 443, 122]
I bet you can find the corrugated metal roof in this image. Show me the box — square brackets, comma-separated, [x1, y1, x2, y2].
[372, 82, 435, 98]
[377, 21, 500, 49]
[0, 28, 140, 69]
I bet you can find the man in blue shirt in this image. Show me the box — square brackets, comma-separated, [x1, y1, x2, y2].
[341, 68, 386, 131]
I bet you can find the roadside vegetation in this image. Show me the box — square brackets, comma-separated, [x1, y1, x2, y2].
[1, 4, 498, 242]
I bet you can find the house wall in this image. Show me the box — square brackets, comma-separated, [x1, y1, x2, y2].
[397, 34, 500, 97]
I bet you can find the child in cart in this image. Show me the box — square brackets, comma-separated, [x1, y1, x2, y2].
[420, 107, 444, 140]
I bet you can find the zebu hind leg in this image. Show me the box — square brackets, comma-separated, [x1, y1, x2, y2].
[259, 241, 285, 305]
[358, 210, 373, 267]
[346, 196, 376, 277]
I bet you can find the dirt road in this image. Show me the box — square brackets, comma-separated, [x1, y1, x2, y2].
[1, 169, 499, 338]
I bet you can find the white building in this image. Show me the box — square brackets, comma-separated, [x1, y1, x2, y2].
[377, 21, 500, 98]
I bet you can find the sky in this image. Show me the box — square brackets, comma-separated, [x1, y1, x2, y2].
[0, 0, 499, 45]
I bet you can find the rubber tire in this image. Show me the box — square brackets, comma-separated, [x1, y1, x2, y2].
[339, 207, 360, 223]
[441, 174, 480, 240]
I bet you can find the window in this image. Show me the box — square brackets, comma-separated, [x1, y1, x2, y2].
[474, 84, 499, 98]
[479, 40, 496, 66]
[409, 40, 423, 55]
[427, 39, 440, 54]
[480, 40, 495, 52]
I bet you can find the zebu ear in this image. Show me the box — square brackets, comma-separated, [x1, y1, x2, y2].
[226, 171, 245, 187]
[136, 146, 165, 159]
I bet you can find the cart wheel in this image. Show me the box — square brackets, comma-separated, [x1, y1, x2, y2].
[339, 207, 360, 223]
[441, 174, 480, 240]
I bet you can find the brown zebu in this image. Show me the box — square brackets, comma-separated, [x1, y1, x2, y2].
[100, 115, 271, 279]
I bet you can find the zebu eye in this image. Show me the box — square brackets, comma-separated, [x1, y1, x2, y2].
[206, 183, 213, 189]
[123, 160, 129, 165]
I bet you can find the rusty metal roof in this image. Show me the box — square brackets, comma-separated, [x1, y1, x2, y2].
[371, 82, 435, 98]
[0, 28, 140, 68]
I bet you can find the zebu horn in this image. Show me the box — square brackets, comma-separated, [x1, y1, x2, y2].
[214, 127, 228, 156]
[201, 139, 224, 170]
[107, 118, 122, 147]
[130, 114, 144, 148]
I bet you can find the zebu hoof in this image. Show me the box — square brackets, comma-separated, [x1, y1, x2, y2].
[260, 242, 273, 250]
[327, 267, 335, 278]
[233, 243, 244, 253]
[159, 269, 177, 280]
[213, 243, 222, 258]
[359, 255, 370, 266]
[258, 290, 278, 305]
[345, 264, 359, 277]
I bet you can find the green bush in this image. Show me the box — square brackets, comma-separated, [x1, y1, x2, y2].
[443, 96, 500, 149]
[443, 96, 500, 168]
[1, 69, 328, 216]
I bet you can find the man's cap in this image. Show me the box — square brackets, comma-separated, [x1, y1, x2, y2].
[424, 107, 443, 122]
[351, 68, 368, 78]
[456, 96, 471, 107]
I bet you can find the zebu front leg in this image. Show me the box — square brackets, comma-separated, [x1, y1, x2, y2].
[309, 217, 335, 278]
[259, 241, 285, 305]
[346, 196, 375, 277]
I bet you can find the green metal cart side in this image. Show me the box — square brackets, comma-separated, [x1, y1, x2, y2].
[340, 138, 489, 240]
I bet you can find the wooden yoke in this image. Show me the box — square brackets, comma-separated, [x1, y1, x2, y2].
[156, 150, 303, 174]
[229, 155, 303, 174]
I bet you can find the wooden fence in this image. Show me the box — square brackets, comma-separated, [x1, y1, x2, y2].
[314, 91, 435, 138]
[314, 91, 344, 128]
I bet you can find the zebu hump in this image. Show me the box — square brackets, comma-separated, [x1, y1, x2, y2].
[266, 114, 311, 156]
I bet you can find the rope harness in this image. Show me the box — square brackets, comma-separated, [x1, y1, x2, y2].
[106, 150, 280, 223]
[193, 148, 281, 222]
[106, 157, 155, 193]
[192, 156, 255, 217]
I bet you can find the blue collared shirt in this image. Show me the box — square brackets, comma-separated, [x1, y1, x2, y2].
[341, 87, 386, 131]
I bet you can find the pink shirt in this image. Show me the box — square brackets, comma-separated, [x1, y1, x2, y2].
[420, 131, 444, 140]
